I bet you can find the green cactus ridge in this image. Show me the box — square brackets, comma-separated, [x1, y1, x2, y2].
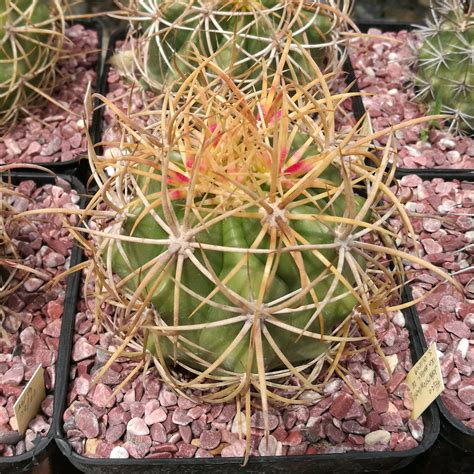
[119, 0, 351, 93]
[110, 149, 369, 375]
[415, 0, 474, 132]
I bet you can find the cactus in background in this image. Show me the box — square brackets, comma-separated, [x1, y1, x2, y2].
[0, 0, 65, 129]
[414, 0, 473, 133]
[113, 0, 354, 94]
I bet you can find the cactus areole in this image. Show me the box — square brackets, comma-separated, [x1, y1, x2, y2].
[109, 91, 370, 376]
[118, 0, 351, 92]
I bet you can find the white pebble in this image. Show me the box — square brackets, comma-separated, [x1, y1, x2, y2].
[365, 430, 390, 446]
[299, 390, 322, 404]
[231, 412, 246, 434]
[466, 231, 474, 242]
[437, 200, 457, 213]
[457, 339, 469, 359]
[436, 350, 444, 360]
[110, 446, 129, 459]
[392, 311, 405, 328]
[361, 367, 375, 385]
[446, 150, 461, 163]
[459, 259, 469, 269]
[440, 138, 455, 149]
[386, 354, 399, 374]
[323, 379, 343, 395]
[275, 441, 284, 456]
[388, 88, 399, 95]
[365, 66, 375, 76]
[388, 52, 399, 61]
[405, 202, 417, 212]
[406, 146, 421, 158]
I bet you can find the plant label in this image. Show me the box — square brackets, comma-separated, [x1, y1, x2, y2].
[13, 365, 46, 435]
[406, 342, 444, 420]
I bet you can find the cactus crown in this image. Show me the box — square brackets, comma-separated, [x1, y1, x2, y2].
[414, 0, 474, 133]
[0, 0, 65, 129]
[112, 0, 354, 94]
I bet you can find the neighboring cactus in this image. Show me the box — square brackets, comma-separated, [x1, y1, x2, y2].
[112, 0, 354, 94]
[0, 0, 65, 129]
[414, 0, 473, 133]
[78, 54, 458, 423]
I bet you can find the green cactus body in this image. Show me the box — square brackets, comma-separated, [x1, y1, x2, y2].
[0, 0, 62, 127]
[110, 144, 368, 374]
[125, 1, 345, 93]
[415, 1, 474, 132]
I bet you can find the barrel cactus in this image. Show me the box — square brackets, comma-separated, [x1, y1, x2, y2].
[414, 0, 473, 133]
[113, 0, 354, 94]
[0, 0, 65, 129]
[77, 56, 458, 425]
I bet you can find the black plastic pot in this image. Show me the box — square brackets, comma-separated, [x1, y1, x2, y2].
[17, 20, 105, 179]
[355, 21, 474, 176]
[53, 279, 439, 473]
[0, 171, 85, 473]
[397, 172, 474, 456]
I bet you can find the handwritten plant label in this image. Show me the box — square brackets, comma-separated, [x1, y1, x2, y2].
[406, 342, 444, 420]
[13, 365, 46, 435]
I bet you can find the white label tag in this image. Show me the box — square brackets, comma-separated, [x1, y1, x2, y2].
[13, 365, 46, 435]
[406, 342, 444, 420]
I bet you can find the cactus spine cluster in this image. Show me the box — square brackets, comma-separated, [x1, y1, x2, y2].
[0, 0, 65, 129]
[113, 0, 353, 94]
[414, 0, 473, 133]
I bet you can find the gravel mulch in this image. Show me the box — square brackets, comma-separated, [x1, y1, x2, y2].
[63, 286, 424, 459]
[394, 175, 473, 428]
[0, 179, 80, 456]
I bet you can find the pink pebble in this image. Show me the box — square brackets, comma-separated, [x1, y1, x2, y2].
[72, 337, 96, 362]
[329, 393, 354, 420]
[369, 384, 389, 414]
[1, 366, 24, 385]
[145, 407, 167, 425]
[75, 407, 99, 438]
[444, 321, 471, 339]
[159, 389, 177, 407]
[221, 440, 246, 458]
[458, 386, 474, 406]
[199, 429, 221, 450]
[127, 417, 149, 436]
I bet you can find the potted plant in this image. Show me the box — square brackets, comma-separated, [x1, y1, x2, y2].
[0, 0, 104, 174]
[0, 166, 84, 472]
[350, 0, 473, 171]
[49, 46, 459, 470]
[393, 171, 473, 460]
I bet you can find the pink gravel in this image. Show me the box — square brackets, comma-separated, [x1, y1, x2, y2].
[64, 283, 424, 459]
[0, 25, 99, 165]
[0, 179, 79, 457]
[349, 29, 474, 169]
[393, 176, 474, 428]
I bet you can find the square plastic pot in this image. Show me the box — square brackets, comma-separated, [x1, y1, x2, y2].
[52, 281, 439, 473]
[0, 171, 86, 473]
